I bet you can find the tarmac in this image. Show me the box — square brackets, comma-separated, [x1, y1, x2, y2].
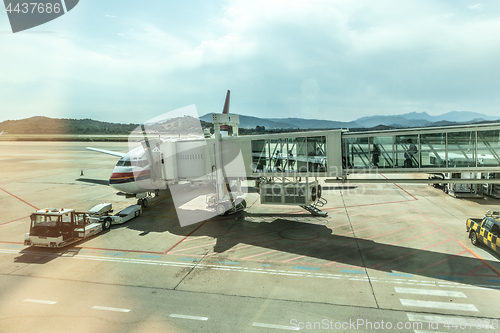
[1, 141, 500, 332]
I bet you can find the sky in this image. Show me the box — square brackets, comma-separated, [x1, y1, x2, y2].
[1, 0, 500, 123]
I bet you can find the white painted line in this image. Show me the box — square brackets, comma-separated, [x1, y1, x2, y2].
[92, 306, 130, 313]
[395, 287, 467, 298]
[400, 299, 478, 312]
[23, 299, 56, 305]
[253, 322, 300, 330]
[170, 314, 208, 321]
[407, 313, 476, 324]
[65, 254, 499, 290]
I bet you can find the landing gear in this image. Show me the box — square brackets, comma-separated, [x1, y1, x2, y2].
[215, 199, 246, 216]
[138, 198, 148, 208]
[216, 203, 227, 216]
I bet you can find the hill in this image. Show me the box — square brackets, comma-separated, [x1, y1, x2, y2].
[0, 116, 138, 135]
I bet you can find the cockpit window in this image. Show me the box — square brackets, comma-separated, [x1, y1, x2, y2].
[116, 158, 132, 167]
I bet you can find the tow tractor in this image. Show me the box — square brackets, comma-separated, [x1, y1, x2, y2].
[24, 204, 142, 248]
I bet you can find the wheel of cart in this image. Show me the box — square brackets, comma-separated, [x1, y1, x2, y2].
[103, 217, 112, 230]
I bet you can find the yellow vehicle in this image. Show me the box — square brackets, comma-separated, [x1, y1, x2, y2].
[466, 211, 500, 253]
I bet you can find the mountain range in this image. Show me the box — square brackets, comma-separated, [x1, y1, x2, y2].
[200, 111, 500, 129]
[2, 111, 499, 136]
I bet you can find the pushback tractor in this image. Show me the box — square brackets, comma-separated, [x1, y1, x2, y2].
[24, 204, 142, 248]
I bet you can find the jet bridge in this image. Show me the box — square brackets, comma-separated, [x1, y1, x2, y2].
[225, 122, 500, 178]
[142, 120, 500, 218]
[341, 123, 500, 174]
[222, 122, 500, 201]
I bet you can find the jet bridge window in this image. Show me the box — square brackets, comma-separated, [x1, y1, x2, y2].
[395, 135, 419, 168]
[448, 131, 476, 167]
[306, 136, 327, 172]
[251, 140, 268, 172]
[420, 133, 446, 168]
[343, 137, 371, 169]
[269, 138, 286, 172]
[252, 137, 326, 173]
[477, 130, 500, 167]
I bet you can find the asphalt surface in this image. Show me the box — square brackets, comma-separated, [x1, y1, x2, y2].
[1, 141, 500, 332]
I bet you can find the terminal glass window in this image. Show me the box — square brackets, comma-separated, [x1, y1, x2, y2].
[287, 138, 298, 172]
[477, 130, 500, 167]
[420, 133, 446, 168]
[371, 136, 394, 169]
[395, 135, 419, 168]
[447, 131, 476, 167]
[295, 137, 308, 173]
[306, 136, 327, 172]
[251, 140, 268, 172]
[344, 137, 370, 168]
[269, 138, 286, 172]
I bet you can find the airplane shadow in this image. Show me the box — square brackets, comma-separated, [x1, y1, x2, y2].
[75, 178, 110, 186]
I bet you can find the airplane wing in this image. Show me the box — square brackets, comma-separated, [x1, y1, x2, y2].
[86, 147, 126, 158]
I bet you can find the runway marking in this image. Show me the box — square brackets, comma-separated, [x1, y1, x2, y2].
[4, 244, 23, 248]
[435, 276, 463, 281]
[92, 306, 131, 313]
[105, 252, 125, 256]
[365, 221, 430, 240]
[388, 273, 413, 277]
[177, 258, 199, 262]
[379, 174, 418, 200]
[252, 322, 300, 330]
[340, 269, 365, 274]
[140, 255, 161, 259]
[23, 299, 56, 305]
[407, 313, 481, 327]
[282, 255, 307, 263]
[3, 250, 498, 290]
[416, 250, 468, 272]
[486, 279, 500, 283]
[413, 206, 500, 278]
[0, 215, 30, 226]
[169, 314, 208, 321]
[370, 239, 453, 269]
[0, 187, 39, 210]
[365, 230, 440, 255]
[293, 266, 319, 271]
[400, 299, 478, 312]
[465, 264, 488, 275]
[218, 261, 239, 265]
[395, 287, 467, 298]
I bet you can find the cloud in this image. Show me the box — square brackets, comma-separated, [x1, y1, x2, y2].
[2, 0, 500, 123]
[468, 3, 483, 10]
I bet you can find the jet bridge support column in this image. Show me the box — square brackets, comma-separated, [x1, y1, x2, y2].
[210, 113, 246, 215]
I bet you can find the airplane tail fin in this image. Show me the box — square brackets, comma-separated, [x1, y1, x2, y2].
[222, 90, 230, 114]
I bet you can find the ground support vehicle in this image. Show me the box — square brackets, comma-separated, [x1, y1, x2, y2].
[24, 208, 103, 248]
[24, 204, 141, 248]
[99, 205, 142, 225]
[466, 211, 500, 253]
